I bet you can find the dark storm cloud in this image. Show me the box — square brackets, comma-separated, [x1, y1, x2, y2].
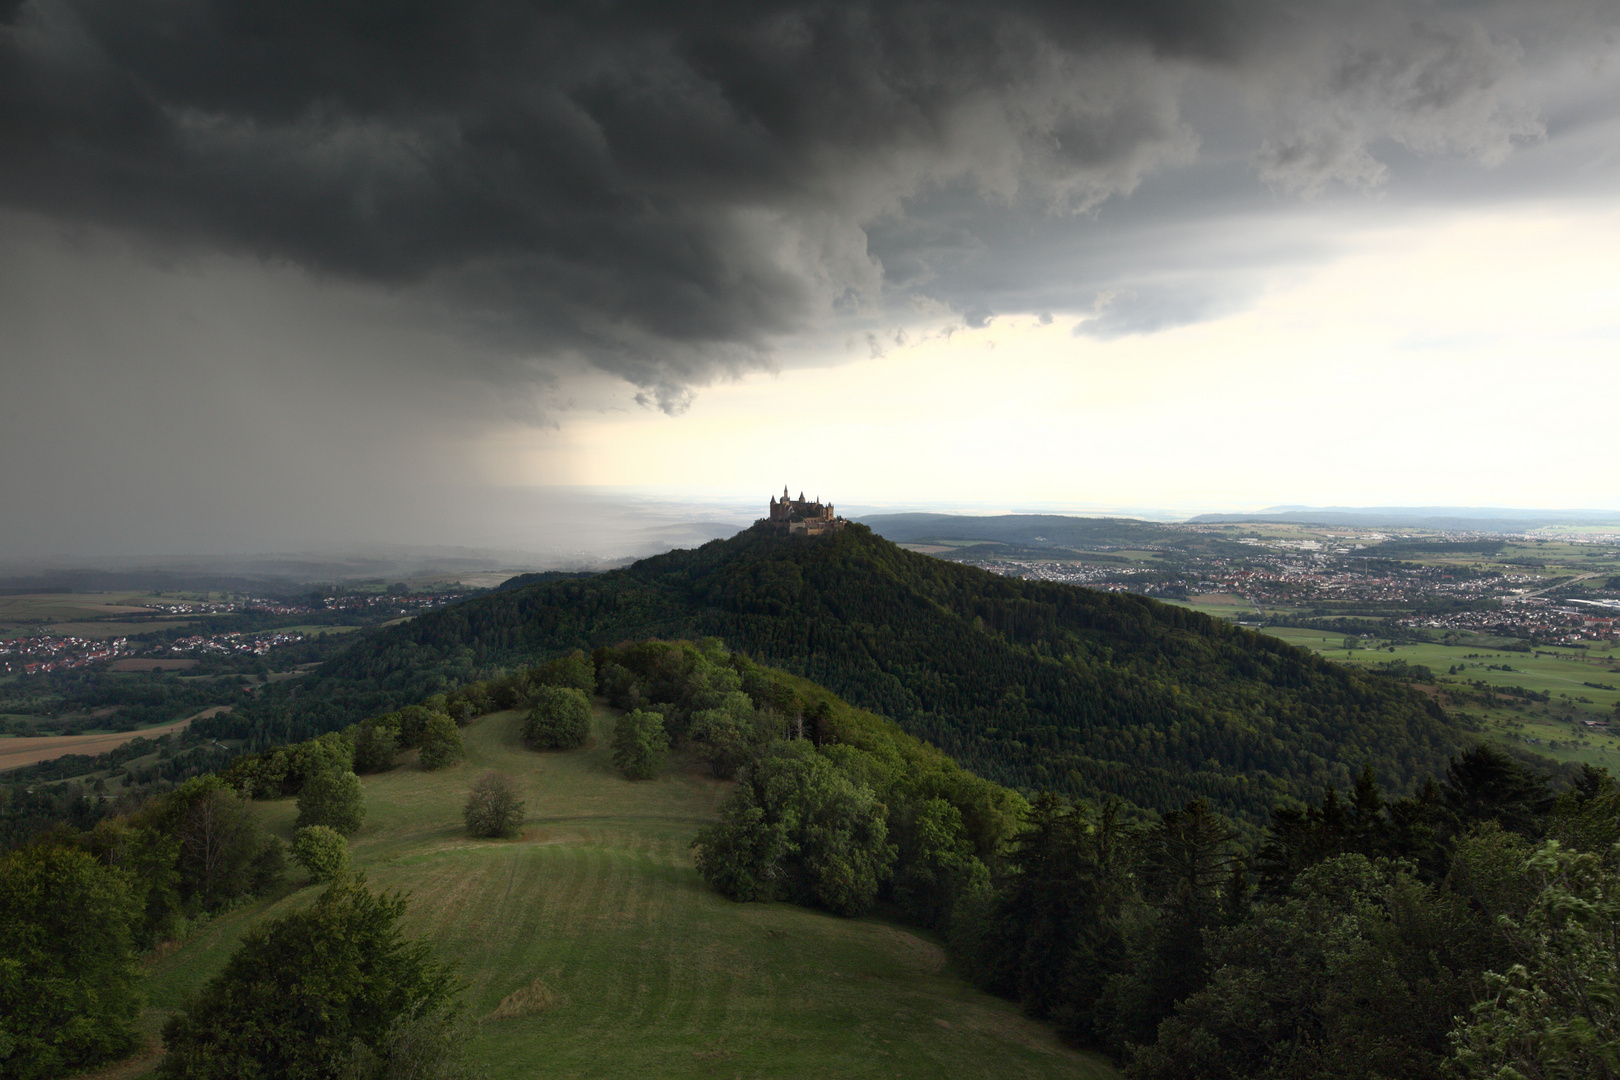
[1, 0, 1611, 404]
[0, 0, 1213, 401]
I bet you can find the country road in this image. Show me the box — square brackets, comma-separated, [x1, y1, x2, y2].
[1521, 571, 1602, 598]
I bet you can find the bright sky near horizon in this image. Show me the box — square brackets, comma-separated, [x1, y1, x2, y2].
[502, 202, 1620, 513]
[3, 1, 1620, 560]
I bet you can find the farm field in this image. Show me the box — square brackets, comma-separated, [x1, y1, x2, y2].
[1264, 627, 1620, 768]
[0, 705, 236, 772]
[0, 592, 192, 638]
[0, 717, 196, 772]
[2, 619, 193, 641]
[1173, 594, 1261, 620]
[123, 705, 1118, 1080]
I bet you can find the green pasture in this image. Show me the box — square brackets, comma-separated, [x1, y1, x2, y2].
[1264, 628, 1620, 768]
[1165, 595, 1262, 621]
[0, 592, 201, 640]
[131, 706, 1117, 1080]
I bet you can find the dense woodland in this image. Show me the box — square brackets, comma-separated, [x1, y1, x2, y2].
[199, 524, 1466, 828]
[5, 640, 1616, 1080]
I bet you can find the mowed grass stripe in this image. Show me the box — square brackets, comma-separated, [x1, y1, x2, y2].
[130, 704, 1117, 1080]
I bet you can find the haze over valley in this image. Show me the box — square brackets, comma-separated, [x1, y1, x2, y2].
[4, 2, 1620, 1079]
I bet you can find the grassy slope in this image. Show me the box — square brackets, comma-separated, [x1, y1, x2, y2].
[135, 705, 1117, 1080]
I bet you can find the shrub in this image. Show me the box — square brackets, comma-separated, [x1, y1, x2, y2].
[611, 709, 669, 781]
[296, 770, 366, 835]
[333, 1000, 483, 1080]
[418, 715, 464, 771]
[157, 875, 457, 1080]
[463, 772, 525, 839]
[291, 825, 351, 883]
[524, 686, 592, 750]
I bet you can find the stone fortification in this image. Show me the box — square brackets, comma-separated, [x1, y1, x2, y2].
[761, 486, 846, 536]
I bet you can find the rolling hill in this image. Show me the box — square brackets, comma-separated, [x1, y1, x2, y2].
[134, 705, 1114, 1080]
[201, 524, 1468, 826]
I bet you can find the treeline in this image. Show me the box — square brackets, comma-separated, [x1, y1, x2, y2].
[1, 706, 397, 1077]
[1, 774, 289, 1077]
[194, 525, 1464, 829]
[0, 668, 243, 728]
[0, 740, 241, 846]
[952, 745, 1620, 1079]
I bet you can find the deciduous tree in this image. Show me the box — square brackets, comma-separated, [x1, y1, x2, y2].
[296, 769, 366, 835]
[0, 844, 142, 1079]
[291, 825, 351, 883]
[611, 709, 669, 781]
[417, 715, 464, 771]
[463, 772, 525, 839]
[157, 875, 459, 1080]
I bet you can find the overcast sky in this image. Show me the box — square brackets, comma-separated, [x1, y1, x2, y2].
[3, 0, 1619, 561]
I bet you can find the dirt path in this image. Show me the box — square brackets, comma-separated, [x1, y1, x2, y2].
[0, 706, 231, 772]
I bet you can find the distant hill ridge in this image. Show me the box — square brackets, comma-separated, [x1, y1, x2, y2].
[203, 523, 1465, 826]
[1187, 506, 1620, 531]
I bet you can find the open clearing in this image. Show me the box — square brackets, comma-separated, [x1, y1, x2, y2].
[131, 705, 1119, 1080]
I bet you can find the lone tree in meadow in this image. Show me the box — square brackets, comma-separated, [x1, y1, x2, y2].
[290, 825, 351, 883]
[612, 708, 669, 781]
[463, 772, 526, 839]
[418, 714, 464, 771]
[524, 685, 592, 750]
[296, 769, 365, 835]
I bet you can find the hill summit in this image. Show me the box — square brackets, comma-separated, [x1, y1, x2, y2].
[205, 523, 1465, 826]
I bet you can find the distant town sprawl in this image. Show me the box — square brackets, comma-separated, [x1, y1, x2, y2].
[918, 525, 1620, 646]
[0, 590, 467, 675]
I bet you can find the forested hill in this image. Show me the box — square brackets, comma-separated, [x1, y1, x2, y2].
[204, 524, 1465, 825]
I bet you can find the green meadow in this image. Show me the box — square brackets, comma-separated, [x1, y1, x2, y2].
[128, 705, 1117, 1080]
[1264, 627, 1620, 768]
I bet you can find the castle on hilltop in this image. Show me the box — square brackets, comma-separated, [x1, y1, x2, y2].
[762, 486, 846, 536]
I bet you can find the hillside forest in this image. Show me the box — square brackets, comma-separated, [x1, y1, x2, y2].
[6, 637, 1618, 1080]
[190, 525, 1469, 832]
